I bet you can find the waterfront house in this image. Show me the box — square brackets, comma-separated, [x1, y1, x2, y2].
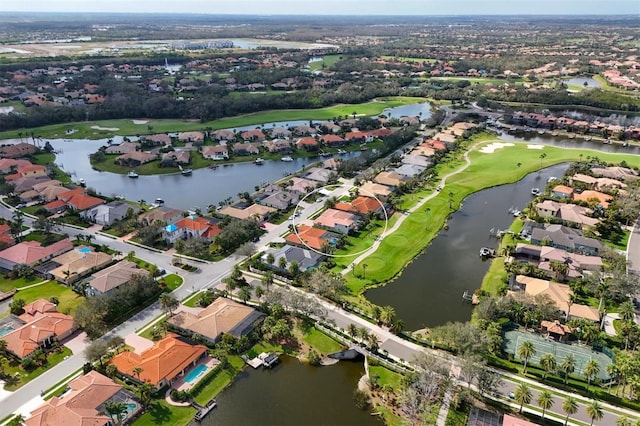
[552, 185, 574, 199]
[231, 142, 260, 156]
[81, 201, 139, 226]
[263, 139, 292, 153]
[240, 129, 266, 142]
[288, 177, 317, 194]
[285, 224, 340, 251]
[104, 141, 139, 155]
[219, 204, 275, 223]
[25, 371, 140, 426]
[514, 243, 602, 279]
[138, 206, 184, 226]
[0, 240, 73, 271]
[16, 164, 47, 179]
[57, 188, 105, 211]
[321, 134, 346, 147]
[110, 333, 207, 389]
[374, 171, 405, 188]
[178, 131, 205, 143]
[143, 134, 172, 146]
[86, 260, 149, 296]
[168, 297, 265, 344]
[590, 166, 639, 182]
[359, 181, 392, 201]
[115, 151, 157, 166]
[569, 173, 598, 188]
[161, 151, 191, 166]
[305, 167, 334, 183]
[201, 145, 229, 160]
[530, 224, 602, 256]
[211, 129, 235, 142]
[163, 215, 222, 243]
[3, 298, 77, 359]
[261, 245, 325, 273]
[296, 137, 319, 150]
[334, 196, 385, 217]
[259, 190, 299, 210]
[572, 190, 613, 209]
[534, 200, 598, 227]
[513, 275, 600, 322]
[0, 142, 37, 159]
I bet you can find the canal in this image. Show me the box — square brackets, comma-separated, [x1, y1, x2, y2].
[199, 356, 381, 426]
[366, 163, 571, 330]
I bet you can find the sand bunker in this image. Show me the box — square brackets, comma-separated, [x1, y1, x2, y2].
[527, 144, 545, 150]
[132, 119, 149, 124]
[90, 126, 119, 131]
[478, 142, 514, 154]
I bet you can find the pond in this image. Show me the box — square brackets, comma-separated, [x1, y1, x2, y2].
[200, 356, 381, 426]
[366, 163, 571, 330]
[563, 77, 600, 88]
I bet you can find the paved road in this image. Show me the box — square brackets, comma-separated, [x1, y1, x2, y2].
[627, 216, 640, 275]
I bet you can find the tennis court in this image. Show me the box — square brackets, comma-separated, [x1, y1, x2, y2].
[504, 330, 612, 381]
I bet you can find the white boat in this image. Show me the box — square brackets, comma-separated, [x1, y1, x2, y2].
[337, 149, 346, 154]
[127, 170, 139, 178]
[479, 247, 493, 257]
[78, 178, 86, 186]
[547, 176, 557, 183]
[181, 168, 193, 175]
[512, 209, 521, 217]
[531, 188, 540, 196]
[281, 156, 293, 162]
[254, 158, 265, 165]
[155, 198, 164, 204]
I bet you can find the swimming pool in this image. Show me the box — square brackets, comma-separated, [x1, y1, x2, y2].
[77, 247, 91, 253]
[125, 402, 138, 414]
[0, 327, 13, 337]
[184, 364, 208, 384]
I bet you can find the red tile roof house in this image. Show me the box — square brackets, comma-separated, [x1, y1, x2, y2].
[0, 142, 37, 159]
[57, 188, 105, 211]
[285, 224, 340, 251]
[231, 142, 261, 156]
[110, 333, 207, 390]
[0, 158, 31, 173]
[3, 298, 77, 359]
[163, 215, 221, 244]
[0, 223, 14, 248]
[16, 164, 47, 178]
[0, 239, 73, 271]
[321, 134, 346, 147]
[25, 371, 141, 426]
[552, 185, 574, 199]
[211, 129, 236, 142]
[314, 208, 360, 234]
[240, 129, 266, 141]
[334, 196, 386, 217]
[296, 137, 319, 151]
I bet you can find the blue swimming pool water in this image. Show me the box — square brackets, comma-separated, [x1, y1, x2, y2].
[184, 364, 207, 384]
[125, 402, 137, 413]
[0, 327, 13, 337]
[77, 247, 91, 253]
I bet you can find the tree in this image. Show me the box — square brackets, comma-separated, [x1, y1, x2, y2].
[84, 339, 109, 367]
[138, 382, 154, 410]
[537, 390, 555, 421]
[539, 353, 557, 380]
[105, 364, 117, 379]
[540, 152, 547, 168]
[262, 270, 274, 291]
[238, 286, 251, 304]
[10, 210, 24, 242]
[476, 369, 502, 397]
[584, 359, 601, 392]
[517, 340, 535, 374]
[158, 293, 178, 317]
[619, 300, 636, 323]
[103, 401, 127, 426]
[9, 298, 25, 315]
[132, 365, 144, 381]
[562, 396, 578, 426]
[380, 305, 396, 327]
[560, 354, 576, 384]
[347, 323, 358, 339]
[616, 415, 633, 426]
[7, 414, 24, 426]
[514, 383, 532, 413]
[586, 400, 603, 426]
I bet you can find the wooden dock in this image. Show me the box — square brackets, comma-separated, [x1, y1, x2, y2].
[193, 399, 217, 422]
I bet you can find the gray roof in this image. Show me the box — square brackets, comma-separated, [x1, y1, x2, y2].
[531, 224, 602, 252]
[262, 245, 325, 272]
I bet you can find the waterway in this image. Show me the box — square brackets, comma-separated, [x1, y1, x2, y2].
[199, 356, 380, 426]
[366, 163, 571, 330]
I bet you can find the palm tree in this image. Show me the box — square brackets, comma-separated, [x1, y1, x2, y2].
[158, 293, 178, 317]
[540, 152, 547, 168]
[616, 415, 633, 426]
[586, 400, 603, 426]
[103, 401, 127, 426]
[540, 353, 557, 380]
[367, 333, 380, 352]
[138, 382, 154, 410]
[561, 396, 578, 426]
[132, 366, 143, 381]
[537, 390, 555, 421]
[560, 354, 577, 384]
[514, 383, 532, 413]
[238, 286, 251, 304]
[584, 359, 601, 392]
[347, 323, 358, 339]
[357, 326, 369, 343]
[380, 305, 395, 327]
[619, 300, 636, 323]
[517, 340, 536, 374]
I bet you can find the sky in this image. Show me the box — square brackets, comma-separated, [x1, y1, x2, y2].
[2, 0, 639, 15]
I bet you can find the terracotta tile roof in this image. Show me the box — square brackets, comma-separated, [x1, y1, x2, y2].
[20, 298, 57, 320]
[573, 190, 613, 208]
[0, 240, 73, 266]
[110, 333, 207, 386]
[314, 208, 358, 230]
[44, 199, 67, 211]
[17, 164, 46, 174]
[175, 216, 210, 232]
[0, 158, 31, 171]
[25, 371, 122, 426]
[49, 247, 113, 283]
[64, 193, 105, 211]
[4, 310, 76, 358]
[167, 298, 263, 341]
[541, 320, 572, 336]
[296, 137, 318, 147]
[553, 185, 574, 195]
[285, 225, 331, 251]
[202, 223, 222, 239]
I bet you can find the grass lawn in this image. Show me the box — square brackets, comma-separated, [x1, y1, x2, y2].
[348, 136, 640, 295]
[162, 274, 183, 291]
[369, 364, 404, 391]
[301, 328, 343, 354]
[375, 405, 408, 426]
[605, 229, 631, 252]
[192, 355, 244, 406]
[14, 281, 83, 315]
[0, 97, 425, 140]
[2, 347, 73, 391]
[182, 291, 202, 307]
[0, 275, 43, 292]
[133, 400, 195, 426]
[308, 54, 342, 72]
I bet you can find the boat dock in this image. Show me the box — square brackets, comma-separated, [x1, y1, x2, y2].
[242, 352, 280, 369]
[193, 398, 217, 422]
[462, 291, 479, 305]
